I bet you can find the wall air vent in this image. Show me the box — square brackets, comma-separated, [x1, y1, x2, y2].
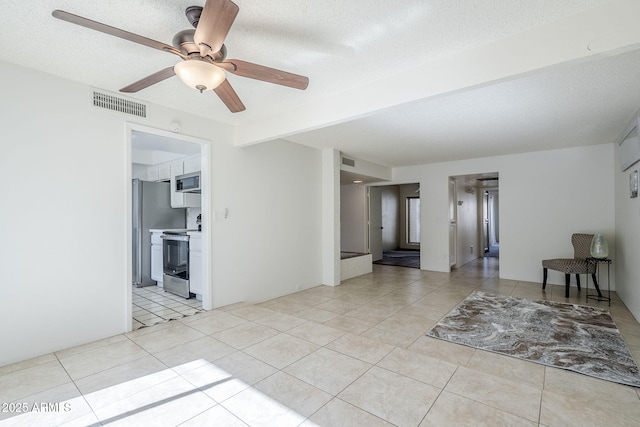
[341, 157, 355, 167]
[91, 90, 147, 118]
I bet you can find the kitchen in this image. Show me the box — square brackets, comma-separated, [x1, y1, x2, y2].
[131, 127, 208, 329]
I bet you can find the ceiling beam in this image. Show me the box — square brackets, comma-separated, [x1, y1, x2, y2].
[233, 0, 640, 147]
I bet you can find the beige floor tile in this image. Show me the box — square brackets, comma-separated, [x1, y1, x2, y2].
[180, 404, 248, 426]
[540, 390, 640, 427]
[214, 351, 279, 389]
[338, 366, 440, 426]
[294, 307, 341, 323]
[222, 386, 310, 427]
[92, 376, 215, 426]
[153, 336, 236, 374]
[253, 371, 332, 418]
[445, 366, 542, 422]
[286, 321, 345, 346]
[408, 336, 476, 366]
[243, 334, 319, 369]
[361, 323, 424, 349]
[542, 366, 640, 420]
[212, 322, 280, 350]
[465, 350, 545, 388]
[284, 293, 332, 307]
[0, 382, 91, 425]
[128, 322, 205, 354]
[54, 334, 128, 359]
[326, 333, 395, 364]
[254, 312, 309, 331]
[303, 398, 394, 427]
[0, 353, 58, 376]
[186, 312, 248, 335]
[186, 352, 277, 404]
[377, 347, 457, 388]
[58, 339, 149, 381]
[322, 314, 377, 335]
[284, 348, 371, 395]
[420, 391, 536, 426]
[75, 355, 176, 410]
[344, 304, 399, 323]
[257, 299, 308, 315]
[226, 305, 275, 321]
[313, 298, 365, 315]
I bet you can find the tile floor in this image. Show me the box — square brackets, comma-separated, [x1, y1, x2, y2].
[2, 258, 640, 426]
[132, 286, 203, 330]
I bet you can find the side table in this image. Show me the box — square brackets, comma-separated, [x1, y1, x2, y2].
[586, 257, 611, 306]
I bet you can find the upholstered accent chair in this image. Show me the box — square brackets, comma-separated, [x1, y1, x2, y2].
[542, 233, 598, 298]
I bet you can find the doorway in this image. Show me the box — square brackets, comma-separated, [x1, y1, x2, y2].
[370, 183, 421, 268]
[449, 173, 499, 269]
[126, 123, 212, 331]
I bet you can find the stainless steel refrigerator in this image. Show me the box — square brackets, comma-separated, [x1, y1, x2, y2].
[132, 178, 186, 287]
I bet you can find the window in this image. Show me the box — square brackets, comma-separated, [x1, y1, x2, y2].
[407, 197, 421, 244]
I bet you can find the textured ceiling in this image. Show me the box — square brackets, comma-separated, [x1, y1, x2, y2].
[2, 0, 640, 167]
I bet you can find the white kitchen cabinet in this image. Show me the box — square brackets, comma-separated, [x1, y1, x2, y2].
[183, 155, 200, 174]
[147, 167, 159, 182]
[150, 232, 164, 286]
[158, 164, 171, 181]
[189, 233, 203, 296]
[170, 159, 201, 208]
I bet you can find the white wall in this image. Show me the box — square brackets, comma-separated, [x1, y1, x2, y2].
[210, 138, 323, 304]
[340, 184, 368, 253]
[394, 144, 615, 287]
[614, 135, 640, 322]
[0, 61, 324, 366]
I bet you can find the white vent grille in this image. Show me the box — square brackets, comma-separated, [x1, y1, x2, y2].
[342, 157, 355, 167]
[92, 90, 147, 118]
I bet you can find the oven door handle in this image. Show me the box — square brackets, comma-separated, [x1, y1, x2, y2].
[161, 235, 190, 242]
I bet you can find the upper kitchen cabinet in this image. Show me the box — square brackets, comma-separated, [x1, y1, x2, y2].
[183, 156, 200, 174]
[146, 163, 171, 182]
[170, 157, 201, 208]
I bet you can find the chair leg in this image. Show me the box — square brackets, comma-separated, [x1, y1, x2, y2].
[543, 268, 548, 289]
[565, 274, 570, 298]
[576, 274, 581, 291]
[592, 273, 602, 297]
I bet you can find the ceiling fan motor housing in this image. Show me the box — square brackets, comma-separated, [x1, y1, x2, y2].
[173, 29, 227, 61]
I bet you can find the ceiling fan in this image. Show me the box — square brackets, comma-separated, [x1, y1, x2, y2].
[52, 0, 309, 113]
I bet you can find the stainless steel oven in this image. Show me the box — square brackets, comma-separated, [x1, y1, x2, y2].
[161, 232, 192, 298]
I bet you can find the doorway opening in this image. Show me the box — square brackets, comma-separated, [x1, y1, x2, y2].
[370, 183, 421, 268]
[448, 173, 499, 270]
[126, 124, 211, 331]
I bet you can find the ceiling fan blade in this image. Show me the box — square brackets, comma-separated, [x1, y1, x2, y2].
[120, 67, 176, 93]
[213, 79, 246, 113]
[222, 59, 309, 90]
[52, 10, 183, 57]
[194, 0, 239, 57]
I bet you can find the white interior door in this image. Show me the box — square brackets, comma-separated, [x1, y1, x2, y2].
[449, 180, 457, 268]
[369, 187, 383, 261]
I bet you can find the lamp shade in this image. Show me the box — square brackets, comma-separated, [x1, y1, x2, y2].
[590, 234, 609, 259]
[174, 60, 225, 92]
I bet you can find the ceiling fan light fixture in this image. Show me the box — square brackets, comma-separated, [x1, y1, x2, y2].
[174, 59, 225, 93]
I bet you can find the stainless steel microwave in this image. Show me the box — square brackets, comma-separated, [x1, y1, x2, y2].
[175, 171, 201, 193]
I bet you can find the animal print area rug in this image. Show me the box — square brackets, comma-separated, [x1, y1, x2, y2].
[426, 291, 640, 387]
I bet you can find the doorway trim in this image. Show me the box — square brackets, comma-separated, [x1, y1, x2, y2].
[125, 122, 212, 331]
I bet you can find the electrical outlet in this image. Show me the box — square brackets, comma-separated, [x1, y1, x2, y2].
[470, 245, 474, 253]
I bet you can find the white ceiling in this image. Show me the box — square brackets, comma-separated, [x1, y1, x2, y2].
[2, 0, 640, 168]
